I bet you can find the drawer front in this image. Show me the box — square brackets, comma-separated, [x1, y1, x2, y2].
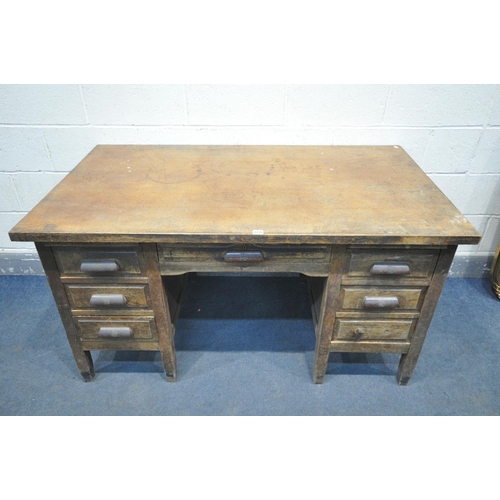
[75, 316, 157, 341]
[346, 248, 439, 279]
[340, 287, 424, 311]
[158, 244, 331, 274]
[160, 244, 330, 263]
[54, 246, 145, 277]
[65, 284, 150, 310]
[334, 318, 414, 341]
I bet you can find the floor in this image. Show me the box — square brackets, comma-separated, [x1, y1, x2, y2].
[0, 274, 499, 415]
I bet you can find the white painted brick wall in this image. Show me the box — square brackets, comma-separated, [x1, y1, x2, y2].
[187, 85, 286, 125]
[0, 85, 86, 124]
[286, 85, 390, 126]
[83, 85, 187, 125]
[1, 84, 500, 276]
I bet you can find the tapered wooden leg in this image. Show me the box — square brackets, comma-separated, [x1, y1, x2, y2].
[142, 244, 177, 381]
[397, 245, 457, 385]
[35, 243, 95, 382]
[159, 339, 177, 382]
[313, 246, 348, 384]
[78, 351, 95, 382]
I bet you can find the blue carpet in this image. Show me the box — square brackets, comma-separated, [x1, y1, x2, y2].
[0, 275, 499, 415]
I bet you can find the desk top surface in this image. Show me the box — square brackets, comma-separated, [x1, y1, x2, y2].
[9, 145, 481, 245]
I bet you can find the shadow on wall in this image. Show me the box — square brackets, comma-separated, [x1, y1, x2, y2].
[483, 173, 500, 276]
[482, 128, 500, 218]
[475, 138, 500, 254]
[457, 138, 500, 277]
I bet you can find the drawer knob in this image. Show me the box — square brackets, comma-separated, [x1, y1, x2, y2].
[98, 327, 133, 338]
[90, 294, 127, 306]
[80, 259, 119, 272]
[353, 328, 365, 336]
[224, 251, 264, 263]
[362, 296, 400, 309]
[370, 263, 410, 275]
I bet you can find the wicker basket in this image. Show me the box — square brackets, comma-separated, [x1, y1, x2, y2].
[491, 242, 500, 299]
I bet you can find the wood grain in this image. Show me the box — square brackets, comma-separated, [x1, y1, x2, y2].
[10, 146, 481, 245]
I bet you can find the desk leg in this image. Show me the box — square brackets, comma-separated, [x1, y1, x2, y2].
[397, 245, 457, 385]
[35, 243, 95, 382]
[313, 246, 348, 384]
[143, 244, 177, 382]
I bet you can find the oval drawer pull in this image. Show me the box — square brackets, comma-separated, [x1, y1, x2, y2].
[98, 327, 133, 338]
[224, 251, 264, 263]
[370, 263, 410, 275]
[362, 296, 400, 309]
[80, 259, 119, 272]
[90, 294, 127, 306]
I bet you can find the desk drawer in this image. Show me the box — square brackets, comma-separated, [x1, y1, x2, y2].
[346, 248, 439, 280]
[54, 246, 146, 277]
[75, 316, 157, 341]
[340, 286, 425, 311]
[158, 244, 331, 274]
[333, 318, 415, 341]
[65, 284, 151, 310]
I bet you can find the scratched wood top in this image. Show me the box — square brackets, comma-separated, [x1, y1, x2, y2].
[9, 145, 481, 245]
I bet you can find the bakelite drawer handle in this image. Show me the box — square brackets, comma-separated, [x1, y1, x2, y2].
[370, 263, 410, 275]
[80, 259, 119, 272]
[224, 251, 264, 263]
[98, 327, 133, 339]
[362, 296, 400, 309]
[90, 294, 127, 306]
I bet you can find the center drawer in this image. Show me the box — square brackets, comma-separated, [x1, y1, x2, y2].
[65, 284, 151, 310]
[158, 243, 331, 274]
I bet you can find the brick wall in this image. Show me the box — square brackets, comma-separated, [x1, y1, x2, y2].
[1, 84, 499, 275]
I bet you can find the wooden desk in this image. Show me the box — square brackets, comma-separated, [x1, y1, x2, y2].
[9, 145, 481, 384]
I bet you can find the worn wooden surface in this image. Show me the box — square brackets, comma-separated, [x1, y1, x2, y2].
[15, 147, 482, 385]
[10, 145, 481, 245]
